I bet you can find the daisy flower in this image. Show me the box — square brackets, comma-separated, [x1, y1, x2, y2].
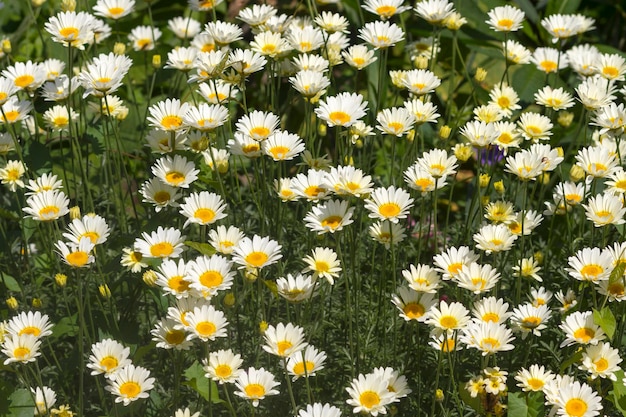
[155, 258, 192, 298]
[346, 373, 396, 416]
[231, 235, 282, 270]
[509, 303, 551, 338]
[234, 368, 281, 409]
[128, 25, 161, 51]
[460, 321, 515, 356]
[433, 246, 479, 281]
[226, 48, 267, 75]
[560, 310, 606, 347]
[289, 70, 330, 98]
[548, 379, 603, 417]
[186, 254, 235, 298]
[401, 264, 441, 293]
[32, 386, 56, 416]
[207, 225, 244, 255]
[486, 5, 525, 32]
[263, 131, 305, 161]
[518, 112, 553, 142]
[23, 190, 70, 221]
[134, 226, 186, 259]
[323, 165, 374, 198]
[363, 0, 411, 19]
[94, 0, 135, 20]
[204, 348, 243, 384]
[291, 169, 331, 201]
[276, 273, 317, 303]
[286, 345, 326, 380]
[228, 132, 262, 159]
[0, 76, 18, 105]
[576, 77, 616, 111]
[204, 21, 243, 47]
[373, 367, 412, 401]
[391, 287, 436, 322]
[369, 220, 406, 249]
[6, 311, 53, 338]
[2, 61, 46, 92]
[298, 403, 342, 417]
[489, 84, 521, 117]
[315, 92, 368, 128]
[236, 110, 280, 142]
[472, 296, 511, 324]
[515, 364, 554, 392]
[183, 103, 229, 132]
[503, 39, 531, 64]
[0, 97, 33, 124]
[595, 53, 626, 82]
[404, 98, 440, 125]
[376, 107, 415, 137]
[566, 246, 613, 283]
[250, 30, 292, 58]
[583, 193, 626, 227]
[285, 26, 324, 53]
[401, 69, 441, 96]
[179, 191, 227, 228]
[425, 300, 470, 333]
[168, 16, 201, 39]
[302, 247, 341, 284]
[152, 155, 199, 188]
[364, 186, 414, 223]
[78, 53, 132, 97]
[140, 177, 182, 212]
[541, 14, 582, 43]
[2, 333, 41, 364]
[151, 318, 192, 350]
[43, 105, 78, 131]
[358, 20, 404, 49]
[55, 238, 96, 268]
[567, 44, 600, 77]
[580, 341, 622, 380]
[202, 147, 230, 173]
[512, 257, 543, 282]
[504, 149, 545, 181]
[531, 47, 568, 74]
[63, 214, 110, 245]
[456, 262, 501, 294]
[403, 164, 446, 194]
[535, 86, 575, 110]
[87, 338, 131, 378]
[473, 223, 517, 254]
[417, 148, 457, 179]
[304, 199, 355, 235]
[429, 333, 462, 352]
[185, 304, 229, 341]
[459, 120, 498, 148]
[44, 11, 95, 49]
[147, 98, 190, 132]
[0, 160, 26, 192]
[106, 364, 155, 406]
[414, 0, 455, 25]
[342, 44, 377, 70]
[293, 54, 330, 72]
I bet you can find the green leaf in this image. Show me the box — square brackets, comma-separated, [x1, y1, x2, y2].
[1, 274, 21, 292]
[510, 64, 548, 103]
[593, 307, 617, 340]
[546, 0, 581, 14]
[560, 350, 582, 373]
[183, 361, 221, 404]
[184, 241, 216, 256]
[508, 391, 544, 417]
[610, 262, 626, 284]
[610, 370, 626, 416]
[7, 388, 35, 417]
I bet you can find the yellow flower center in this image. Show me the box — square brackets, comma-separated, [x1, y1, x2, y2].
[521, 316, 541, 329]
[81, 231, 100, 244]
[119, 381, 141, 399]
[448, 263, 463, 275]
[242, 143, 260, 154]
[215, 364, 232, 378]
[14, 75, 35, 88]
[161, 115, 183, 130]
[564, 398, 587, 417]
[414, 177, 434, 191]
[6, 168, 20, 181]
[440, 315, 458, 329]
[194, 208, 216, 223]
[321, 215, 342, 229]
[594, 358, 609, 372]
[387, 122, 404, 134]
[196, 321, 216, 337]
[250, 126, 270, 139]
[539, 61, 558, 73]
[376, 5, 396, 17]
[526, 378, 544, 391]
[39, 205, 60, 219]
[165, 171, 185, 185]
[14, 346, 30, 359]
[245, 251, 268, 267]
[497, 96, 510, 108]
[150, 242, 174, 257]
[580, 264, 603, 278]
[376, 35, 390, 45]
[608, 282, 625, 296]
[100, 355, 118, 371]
[440, 338, 455, 352]
[359, 391, 381, 408]
[261, 44, 276, 54]
[329, 111, 350, 126]
[352, 57, 365, 67]
[269, 145, 290, 159]
[403, 302, 425, 319]
[498, 133, 513, 144]
[304, 185, 325, 198]
[603, 66, 619, 79]
[482, 312, 499, 322]
[299, 42, 312, 52]
[378, 202, 401, 218]
[593, 210, 614, 223]
[573, 327, 595, 342]
[165, 329, 186, 345]
[497, 18, 513, 30]
[53, 116, 69, 127]
[4, 110, 20, 122]
[108, 6, 125, 16]
[293, 360, 315, 375]
[19, 326, 41, 337]
[0, 92, 7, 102]
[244, 383, 265, 398]
[480, 337, 500, 349]
[277, 340, 292, 356]
[168, 275, 190, 293]
[66, 251, 89, 267]
[199, 271, 223, 288]
[136, 39, 152, 49]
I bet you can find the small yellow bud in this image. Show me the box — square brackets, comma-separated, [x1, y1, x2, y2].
[6, 296, 18, 310]
[61, 0, 76, 12]
[569, 165, 585, 182]
[534, 251, 544, 265]
[493, 180, 505, 195]
[223, 292, 235, 307]
[99, 284, 111, 298]
[435, 389, 445, 402]
[1, 39, 11, 55]
[453, 144, 473, 162]
[557, 111, 574, 128]
[343, 156, 354, 166]
[32, 298, 43, 308]
[55, 273, 68, 287]
[143, 270, 158, 287]
[259, 320, 268, 334]
[479, 173, 490, 188]
[481, 195, 490, 206]
[414, 55, 429, 69]
[407, 129, 416, 143]
[31, 0, 46, 7]
[318, 123, 327, 137]
[152, 54, 162, 69]
[539, 172, 550, 185]
[113, 42, 126, 55]
[115, 106, 129, 121]
[354, 139, 363, 148]
[245, 268, 259, 282]
[475, 67, 487, 82]
[69, 206, 81, 220]
[190, 136, 210, 153]
[217, 160, 229, 174]
[438, 125, 451, 140]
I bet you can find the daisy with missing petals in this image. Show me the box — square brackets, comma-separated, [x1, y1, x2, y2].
[2, 333, 41, 364]
[401, 264, 441, 293]
[302, 247, 341, 284]
[531, 47, 568, 74]
[364, 186, 414, 224]
[87, 338, 131, 379]
[583, 193, 626, 227]
[263, 131, 305, 161]
[128, 25, 162, 51]
[204, 348, 243, 385]
[535, 86, 575, 110]
[346, 373, 396, 416]
[63, 214, 110, 246]
[342, 44, 377, 70]
[376, 107, 415, 137]
[134, 226, 186, 260]
[515, 364, 554, 392]
[315, 92, 368, 128]
[486, 5, 525, 32]
[276, 273, 317, 303]
[232, 235, 282, 270]
[236, 110, 280, 142]
[575, 146, 618, 179]
[473, 223, 517, 254]
[151, 318, 192, 350]
[304, 199, 355, 234]
[509, 303, 551, 338]
[286, 345, 326, 380]
[291, 169, 330, 201]
[298, 403, 342, 417]
[425, 300, 470, 333]
[186, 254, 235, 298]
[147, 98, 190, 132]
[414, 0, 455, 26]
[548, 379, 603, 417]
[472, 296, 511, 324]
[391, 287, 437, 322]
[358, 20, 404, 49]
[94, 0, 136, 20]
[152, 155, 199, 188]
[460, 321, 515, 356]
[106, 364, 155, 406]
[580, 342, 622, 381]
[566, 246, 613, 283]
[369, 220, 406, 249]
[140, 178, 182, 212]
[32, 386, 56, 416]
[185, 304, 229, 341]
[154, 258, 192, 298]
[55, 238, 95, 268]
[208, 225, 244, 255]
[179, 191, 227, 228]
[0, 160, 26, 192]
[234, 367, 280, 407]
[456, 262, 501, 294]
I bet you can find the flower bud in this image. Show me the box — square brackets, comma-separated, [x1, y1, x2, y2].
[113, 42, 126, 55]
[61, 0, 76, 12]
[475, 67, 487, 82]
[557, 111, 574, 128]
[69, 206, 81, 220]
[152, 54, 162, 69]
[99, 284, 111, 298]
[569, 165, 585, 182]
[55, 273, 68, 287]
[32, 298, 43, 308]
[223, 292, 235, 307]
[6, 296, 18, 310]
[143, 270, 158, 287]
[479, 173, 490, 188]
[493, 180, 505, 195]
[438, 125, 451, 140]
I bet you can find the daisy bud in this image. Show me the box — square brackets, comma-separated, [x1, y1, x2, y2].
[453, 143, 472, 161]
[2, 39, 11, 54]
[223, 292, 235, 307]
[494, 180, 505, 195]
[318, 123, 327, 136]
[389, 405, 399, 415]
[414, 55, 429, 69]
[114, 42, 126, 55]
[534, 251, 544, 265]
[152, 54, 162, 69]
[435, 389, 445, 402]
[32, 0, 46, 6]
[555, 147, 564, 157]
[407, 129, 416, 143]
[259, 320, 268, 334]
[475, 67, 487, 82]
[217, 160, 229, 174]
[32, 298, 43, 308]
[54, 273, 67, 287]
[245, 268, 259, 282]
[69, 206, 81, 220]
[438, 125, 451, 140]
[142, 270, 158, 287]
[354, 139, 363, 148]
[481, 196, 490, 206]
[99, 284, 111, 299]
[61, 0, 76, 12]
[116, 107, 129, 121]
[558, 111, 574, 128]
[479, 174, 490, 188]
[570, 165, 585, 182]
[6, 296, 18, 310]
